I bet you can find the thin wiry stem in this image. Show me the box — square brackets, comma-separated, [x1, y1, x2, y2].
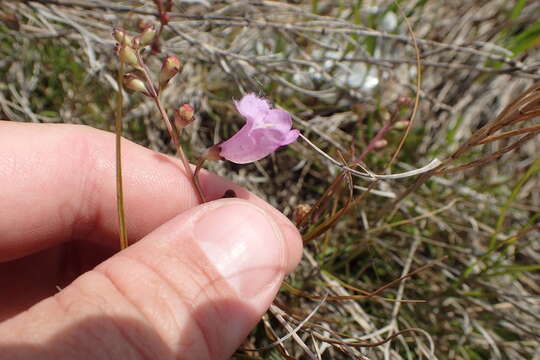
[193, 156, 207, 203]
[115, 59, 128, 250]
[135, 51, 204, 204]
[298, 133, 442, 180]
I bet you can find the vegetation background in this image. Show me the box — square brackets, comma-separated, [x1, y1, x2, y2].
[1, 0, 539, 358]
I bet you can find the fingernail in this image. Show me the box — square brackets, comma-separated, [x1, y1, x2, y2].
[195, 201, 285, 301]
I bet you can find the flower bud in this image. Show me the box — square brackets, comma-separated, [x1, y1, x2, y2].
[393, 120, 410, 130]
[174, 104, 195, 129]
[139, 24, 157, 46]
[159, 55, 182, 89]
[113, 28, 132, 45]
[118, 45, 139, 67]
[123, 73, 150, 96]
[374, 139, 388, 149]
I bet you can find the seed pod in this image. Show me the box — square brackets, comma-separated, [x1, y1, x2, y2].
[118, 45, 139, 67]
[374, 139, 388, 149]
[139, 24, 156, 46]
[159, 55, 182, 89]
[123, 73, 150, 97]
[112, 28, 132, 45]
[393, 120, 410, 130]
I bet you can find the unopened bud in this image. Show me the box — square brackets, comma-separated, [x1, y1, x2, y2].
[394, 120, 410, 130]
[159, 55, 182, 89]
[123, 73, 150, 96]
[118, 45, 139, 67]
[174, 104, 195, 128]
[113, 28, 132, 45]
[374, 139, 388, 149]
[139, 24, 156, 46]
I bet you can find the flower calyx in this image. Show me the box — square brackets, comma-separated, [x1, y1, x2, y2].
[159, 55, 182, 90]
[113, 28, 132, 45]
[123, 73, 151, 97]
[174, 104, 195, 129]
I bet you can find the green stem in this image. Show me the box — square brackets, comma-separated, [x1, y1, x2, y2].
[115, 61, 128, 250]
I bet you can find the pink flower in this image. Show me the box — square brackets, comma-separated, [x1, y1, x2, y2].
[219, 94, 299, 164]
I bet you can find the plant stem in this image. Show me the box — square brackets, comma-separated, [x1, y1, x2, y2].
[136, 51, 204, 203]
[193, 156, 207, 203]
[115, 60, 128, 250]
[153, 96, 204, 203]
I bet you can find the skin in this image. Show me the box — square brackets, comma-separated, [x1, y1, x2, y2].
[0, 121, 303, 360]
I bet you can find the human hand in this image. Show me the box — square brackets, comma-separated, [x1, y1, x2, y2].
[0, 121, 302, 359]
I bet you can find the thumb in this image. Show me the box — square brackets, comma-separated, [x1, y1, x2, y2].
[0, 199, 302, 360]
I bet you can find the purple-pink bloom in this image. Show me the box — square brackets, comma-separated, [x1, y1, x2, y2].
[219, 93, 299, 164]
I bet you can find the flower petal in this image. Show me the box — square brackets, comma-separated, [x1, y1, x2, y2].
[255, 109, 293, 135]
[234, 93, 271, 125]
[220, 94, 299, 164]
[281, 129, 300, 146]
[220, 127, 279, 164]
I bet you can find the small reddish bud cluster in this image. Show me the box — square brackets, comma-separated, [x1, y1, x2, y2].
[113, 25, 184, 99]
[113, 25, 156, 53]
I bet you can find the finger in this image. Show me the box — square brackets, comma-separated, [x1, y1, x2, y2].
[0, 121, 301, 270]
[0, 199, 295, 360]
